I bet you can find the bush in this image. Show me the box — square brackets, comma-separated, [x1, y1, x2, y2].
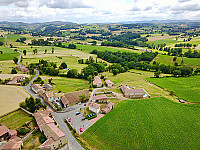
[89, 88, 93, 92]
[17, 127, 30, 135]
[39, 133, 46, 143]
[32, 130, 38, 135]
[73, 129, 76, 133]
[11, 68, 17, 74]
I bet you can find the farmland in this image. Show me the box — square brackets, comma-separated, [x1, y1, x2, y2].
[82, 97, 200, 150]
[0, 109, 32, 129]
[0, 85, 30, 116]
[41, 76, 89, 93]
[148, 37, 181, 46]
[0, 46, 18, 60]
[147, 76, 200, 103]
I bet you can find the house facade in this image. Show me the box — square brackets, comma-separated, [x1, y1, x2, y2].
[93, 76, 102, 87]
[34, 109, 67, 150]
[31, 84, 43, 93]
[121, 85, 145, 98]
[92, 94, 108, 103]
[105, 80, 114, 87]
[44, 83, 53, 91]
[88, 102, 101, 114]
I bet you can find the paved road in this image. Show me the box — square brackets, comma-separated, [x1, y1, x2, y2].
[89, 87, 109, 101]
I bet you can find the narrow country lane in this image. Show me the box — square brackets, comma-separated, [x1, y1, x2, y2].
[10, 35, 85, 150]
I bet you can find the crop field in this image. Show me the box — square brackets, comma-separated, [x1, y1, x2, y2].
[82, 97, 200, 150]
[0, 85, 30, 116]
[0, 60, 19, 74]
[0, 46, 19, 60]
[62, 43, 142, 53]
[148, 37, 181, 46]
[41, 76, 89, 93]
[183, 57, 200, 68]
[0, 53, 18, 61]
[147, 76, 200, 103]
[0, 109, 32, 129]
[148, 35, 175, 41]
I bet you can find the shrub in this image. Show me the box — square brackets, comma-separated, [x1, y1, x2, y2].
[39, 133, 46, 143]
[17, 127, 30, 135]
[32, 130, 38, 135]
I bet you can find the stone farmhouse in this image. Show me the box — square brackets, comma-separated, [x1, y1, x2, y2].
[93, 76, 102, 87]
[6, 76, 25, 85]
[88, 102, 101, 114]
[16, 65, 29, 73]
[31, 84, 43, 93]
[105, 80, 114, 87]
[121, 85, 145, 98]
[92, 94, 108, 103]
[34, 109, 66, 150]
[101, 102, 114, 114]
[44, 83, 53, 91]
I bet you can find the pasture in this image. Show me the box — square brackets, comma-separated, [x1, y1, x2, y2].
[41, 76, 89, 93]
[0, 85, 30, 116]
[0, 60, 19, 74]
[0, 109, 32, 129]
[82, 97, 200, 150]
[0, 47, 19, 60]
[147, 76, 200, 103]
[148, 37, 180, 46]
[104, 69, 176, 101]
[151, 54, 182, 65]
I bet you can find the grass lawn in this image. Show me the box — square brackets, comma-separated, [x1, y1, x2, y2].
[147, 76, 200, 103]
[41, 76, 89, 93]
[0, 85, 30, 116]
[23, 131, 42, 149]
[0, 109, 33, 129]
[82, 97, 200, 150]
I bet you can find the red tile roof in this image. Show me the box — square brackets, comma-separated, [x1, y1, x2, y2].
[88, 102, 101, 109]
[0, 124, 9, 137]
[62, 90, 89, 105]
[105, 80, 114, 85]
[9, 130, 17, 137]
[0, 136, 23, 150]
[32, 84, 43, 91]
[121, 85, 145, 94]
[92, 94, 107, 100]
[93, 76, 102, 85]
[39, 137, 55, 148]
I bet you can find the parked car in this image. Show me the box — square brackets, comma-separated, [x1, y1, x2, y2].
[76, 112, 81, 115]
[68, 118, 71, 122]
[80, 126, 83, 132]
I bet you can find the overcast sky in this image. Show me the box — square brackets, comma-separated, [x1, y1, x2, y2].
[0, 0, 199, 23]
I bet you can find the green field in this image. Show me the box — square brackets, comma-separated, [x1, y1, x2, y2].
[0, 47, 16, 53]
[63, 43, 142, 53]
[148, 38, 180, 46]
[147, 76, 200, 103]
[0, 109, 33, 129]
[41, 76, 89, 93]
[82, 97, 200, 150]
[183, 57, 200, 67]
[0, 47, 19, 60]
[152, 54, 182, 65]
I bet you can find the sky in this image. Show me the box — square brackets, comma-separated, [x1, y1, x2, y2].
[0, 0, 200, 23]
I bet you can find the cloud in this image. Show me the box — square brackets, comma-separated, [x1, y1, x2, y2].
[130, 6, 141, 11]
[178, 0, 191, 2]
[44, 0, 91, 9]
[0, 0, 29, 7]
[144, 6, 152, 11]
[171, 4, 200, 11]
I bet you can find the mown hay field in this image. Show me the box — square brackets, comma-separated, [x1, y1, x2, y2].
[82, 97, 200, 150]
[0, 85, 30, 116]
[147, 76, 200, 103]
